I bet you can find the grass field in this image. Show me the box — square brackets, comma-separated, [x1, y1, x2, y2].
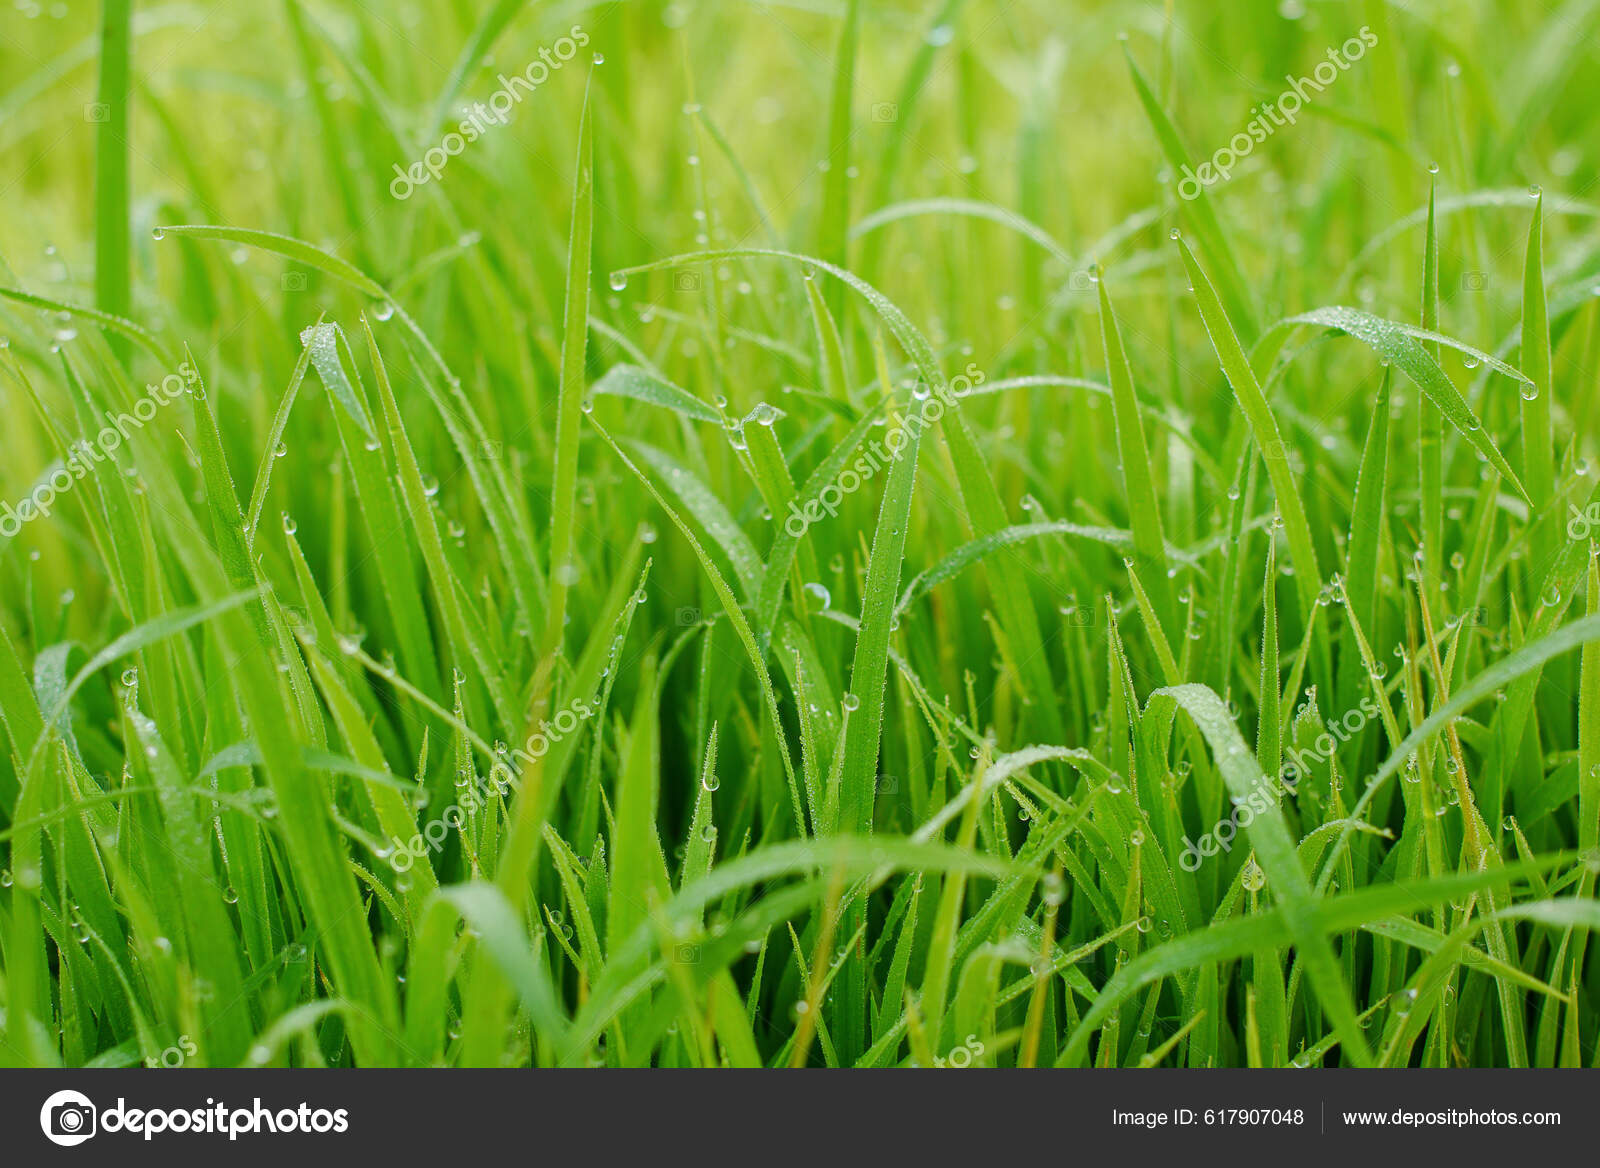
[1, 0, 1598, 1069]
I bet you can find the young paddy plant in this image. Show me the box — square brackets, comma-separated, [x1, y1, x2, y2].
[0, 0, 1597, 1071]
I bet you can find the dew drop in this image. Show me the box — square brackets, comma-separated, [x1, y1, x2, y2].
[802, 581, 831, 613]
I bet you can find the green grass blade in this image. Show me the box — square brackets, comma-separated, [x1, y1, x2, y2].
[818, 0, 861, 324]
[540, 74, 595, 671]
[1099, 272, 1170, 623]
[92, 0, 131, 365]
[1521, 194, 1555, 564]
[1176, 237, 1321, 616]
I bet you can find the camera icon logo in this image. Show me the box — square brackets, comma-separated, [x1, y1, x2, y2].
[1461, 271, 1488, 292]
[1260, 437, 1290, 463]
[673, 269, 701, 292]
[871, 102, 898, 122]
[673, 942, 701, 964]
[675, 606, 702, 627]
[84, 102, 110, 123]
[40, 1089, 97, 1146]
[1061, 598, 1098, 627]
[282, 271, 307, 292]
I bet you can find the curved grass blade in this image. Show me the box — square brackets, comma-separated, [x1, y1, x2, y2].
[1265, 306, 1529, 501]
[852, 198, 1072, 268]
[1145, 684, 1372, 1065]
[0, 288, 169, 364]
[591, 363, 720, 422]
[894, 521, 1149, 618]
[156, 224, 385, 297]
[628, 441, 764, 600]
